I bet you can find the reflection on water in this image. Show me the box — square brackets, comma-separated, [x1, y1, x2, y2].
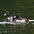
[0, 23, 34, 34]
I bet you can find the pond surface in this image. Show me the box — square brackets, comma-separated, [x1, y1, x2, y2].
[0, 23, 34, 34]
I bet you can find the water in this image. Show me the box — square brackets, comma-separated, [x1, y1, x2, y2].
[0, 22, 34, 34]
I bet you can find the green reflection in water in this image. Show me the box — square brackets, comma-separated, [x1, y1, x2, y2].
[0, 23, 34, 34]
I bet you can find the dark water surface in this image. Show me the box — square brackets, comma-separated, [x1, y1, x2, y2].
[0, 0, 34, 21]
[0, 23, 34, 34]
[0, 0, 34, 34]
